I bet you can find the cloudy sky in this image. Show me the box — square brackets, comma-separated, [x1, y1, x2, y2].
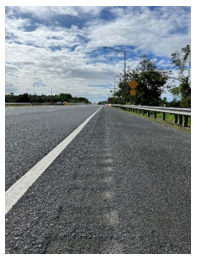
[5, 4, 191, 103]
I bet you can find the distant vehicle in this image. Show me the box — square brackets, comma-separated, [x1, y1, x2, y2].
[56, 101, 62, 105]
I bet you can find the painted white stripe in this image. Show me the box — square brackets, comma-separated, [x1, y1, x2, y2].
[5, 106, 102, 215]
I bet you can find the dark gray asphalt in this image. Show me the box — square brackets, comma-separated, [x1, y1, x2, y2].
[5, 105, 191, 254]
[5, 105, 100, 190]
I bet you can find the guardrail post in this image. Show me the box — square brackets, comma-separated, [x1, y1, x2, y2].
[162, 112, 166, 121]
[184, 116, 188, 127]
[138, 109, 140, 114]
[154, 111, 157, 119]
[174, 114, 178, 123]
[142, 110, 145, 115]
[147, 111, 150, 117]
[178, 115, 183, 125]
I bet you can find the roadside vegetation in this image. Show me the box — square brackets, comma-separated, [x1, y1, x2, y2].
[5, 92, 91, 104]
[108, 45, 191, 108]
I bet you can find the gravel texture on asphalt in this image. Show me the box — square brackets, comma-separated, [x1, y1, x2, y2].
[5, 106, 191, 254]
[5, 105, 100, 191]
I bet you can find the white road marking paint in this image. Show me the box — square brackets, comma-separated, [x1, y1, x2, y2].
[103, 166, 113, 172]
[103, 176, 113, 183]
[103, 191, 114, 200]
[102, 158, 113, 164]
[105, 210, 119, 225]
[103, 240, 123, 254]
[5, 106, 102, 215]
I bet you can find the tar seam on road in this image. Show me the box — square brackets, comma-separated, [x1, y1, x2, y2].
[5, 106, 102, 215]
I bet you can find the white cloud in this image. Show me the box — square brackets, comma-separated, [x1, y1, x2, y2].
[86, 6, 191, 57]
[5, 6, 191, 102]
[9, 6, 79, 20]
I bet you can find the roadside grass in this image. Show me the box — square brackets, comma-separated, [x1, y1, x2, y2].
[115, 108, 191, 133]
[156, 112, 191, 127]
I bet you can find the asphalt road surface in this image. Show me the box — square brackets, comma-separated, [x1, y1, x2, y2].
[5, 105, 100, 191]
[5, 105, 191, 254]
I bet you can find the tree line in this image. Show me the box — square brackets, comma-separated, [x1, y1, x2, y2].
[5, 92, 91, 104]
[108, 45, 191, 107]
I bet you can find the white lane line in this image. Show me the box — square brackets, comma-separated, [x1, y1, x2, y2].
[5, 106, 102, 215]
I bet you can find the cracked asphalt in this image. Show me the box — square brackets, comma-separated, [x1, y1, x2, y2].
[5, 105, 191, 254]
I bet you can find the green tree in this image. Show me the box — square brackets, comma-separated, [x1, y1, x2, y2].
[5, 92, 91, 104]
[116, 55, 171, 105]
[170, 45, 191, 107]
[171, 45, 191, 79]
[5, 93, 17, 102]
[59, 93, 72, 102]
[16, 93, 30, 102]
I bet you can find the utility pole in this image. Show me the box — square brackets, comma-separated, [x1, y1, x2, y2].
[104, 73, 119, 98]
[51, 86, 57, 103]
[33, 80, 42, 103]
[104, 47, 126, 78]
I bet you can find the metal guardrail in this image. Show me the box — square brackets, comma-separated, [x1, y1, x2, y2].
[5, 103, 50, 106]
[111, 104, 191, 127]
[5, 102, 88, 106]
